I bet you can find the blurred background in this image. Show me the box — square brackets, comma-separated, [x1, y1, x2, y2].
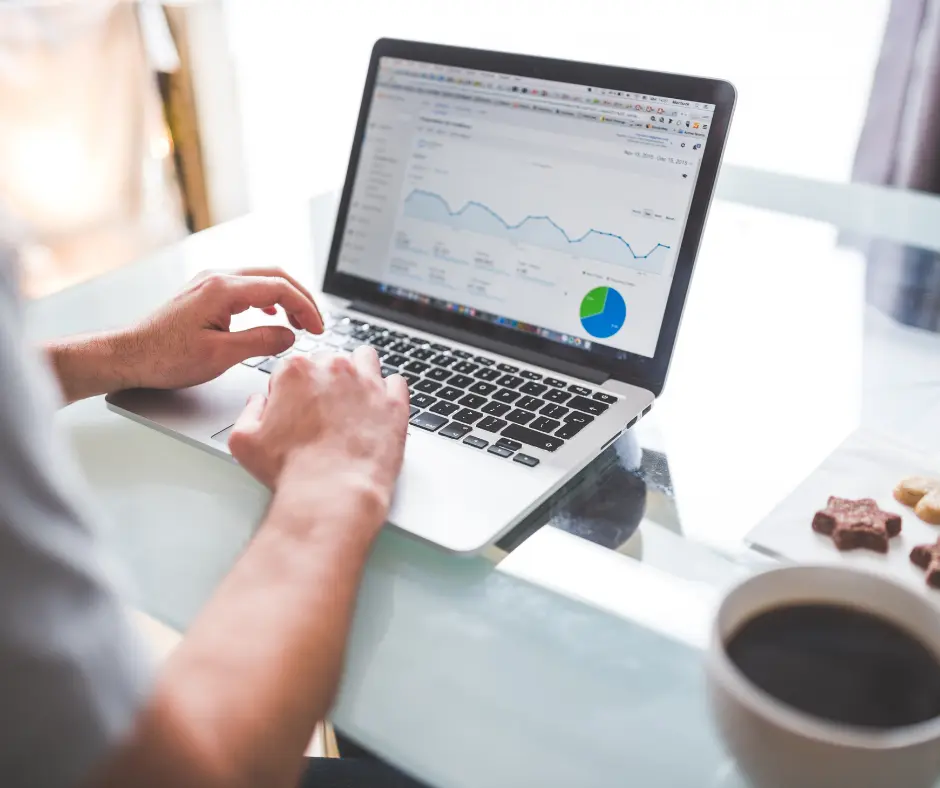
[2, 0, 937, 301]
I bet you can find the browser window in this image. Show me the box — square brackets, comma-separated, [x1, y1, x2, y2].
[338, 57, 715, 359]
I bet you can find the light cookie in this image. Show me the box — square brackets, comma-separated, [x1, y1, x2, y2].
[894, 477, 940, 525]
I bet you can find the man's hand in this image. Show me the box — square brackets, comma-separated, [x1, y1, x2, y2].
[47, 267, 324, 404]
[229, 345, 410, 532]
[127, 267, 324, 390]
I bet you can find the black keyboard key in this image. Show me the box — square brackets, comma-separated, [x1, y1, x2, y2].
[468, 381, 496, 396]
[478, 416, 507, 433]
[463, 435, 489, 449]
[517, 396, 543, 411]
[426, 367, 451, 382]
[410, 393, 437, 409]
[506, 409, 535, 425]
[439, 422, 472, 440]
[453, 408, 483, 425]
[453, 361, 479, 375]
[496, 363, 519, 373]
[543, 377, 566, 388]
[593, 391, 618, 404]
[384, 353, 409, 368]
[451, 349, 473, 359]
[437, 386, 463, 401]
[458, 393, 487, 409]
[374, 348, 390, 359]
[540, 403, 569, 420]
[411, 412, 447, 432]
[473, 356, 495, 366]
[555, 421, 588, 440]
[543, 388, 572, 404]
[430, 343, 452, 352]
[380, 366, 396, 378]
[487, 445, 514, 458]
[568, 385, 592, 396]
[496, 438, 522, 451]
[403, 360, 430, 375]
[415, 379, 441, 393]
[519, 370, 542, 380]
[565, 411, 594, 425]
[431, 354, 457, 367]
[474, 367, 501, 382]
[430, 401, 459, 416]
[258, 357, 282, 374]
[409, 406, 419, 418]
[410, 337, 430, 348]
[493, 388, 521, 404]
[513, 453, 540, 467]
[387, 330, 409, 339]
[371, 335, 395, 348]
[519, 382, 547, 396]
[496, 374, 523, 388]
[411, 348, 435, 361]
[568, 395, 608, 416]
[501, 424, 564, 452]
[400, 372, 420, 386]
[482, 401, 511, 416]
[391, 341, 414, 353]
[348, 318, 367, 327]
[447, 374, 474, 389]
[531, 417, 561, 434]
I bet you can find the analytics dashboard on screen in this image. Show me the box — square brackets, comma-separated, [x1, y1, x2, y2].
[337, 57, 715, 359]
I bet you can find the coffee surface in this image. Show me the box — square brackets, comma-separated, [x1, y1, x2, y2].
[726, 603, 940, 728]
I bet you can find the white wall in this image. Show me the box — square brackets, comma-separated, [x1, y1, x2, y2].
[224, 0, 891, 210]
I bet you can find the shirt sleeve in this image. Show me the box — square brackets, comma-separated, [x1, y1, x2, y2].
[0, 240, 153, 787]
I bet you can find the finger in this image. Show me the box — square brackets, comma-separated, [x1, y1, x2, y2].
[215, 275, 323, 334]
[222, 325, 295, 365]
[235, 267, 324, 331]
[261, 306, 277, 316]
[229, 393, 267, 445]
[351, 344, 381, 379]
[385, 372, 410, 411]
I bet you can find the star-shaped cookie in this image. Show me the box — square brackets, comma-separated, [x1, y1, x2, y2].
[894, 477, 940, 525]
[911, 538, 940, 588]
[812, 496, 902, 553]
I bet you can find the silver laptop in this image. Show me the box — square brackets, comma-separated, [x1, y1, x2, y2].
[108, 39, 735, 554]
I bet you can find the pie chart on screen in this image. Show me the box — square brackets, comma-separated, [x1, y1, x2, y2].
[579, 286, 626, 339]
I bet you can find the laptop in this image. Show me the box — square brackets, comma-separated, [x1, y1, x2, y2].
[107, 39, 735, 554]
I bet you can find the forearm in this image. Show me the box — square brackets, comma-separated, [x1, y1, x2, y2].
[90, 468, 383, 788]
[45, 331, 139, 404]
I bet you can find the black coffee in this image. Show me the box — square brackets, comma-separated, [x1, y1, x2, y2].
[726, 603, 940, 728]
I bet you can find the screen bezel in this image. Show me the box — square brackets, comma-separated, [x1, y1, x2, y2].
[323, 38, 736, 396]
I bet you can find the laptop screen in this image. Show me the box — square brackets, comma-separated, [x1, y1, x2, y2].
[335, 57, 716, 361]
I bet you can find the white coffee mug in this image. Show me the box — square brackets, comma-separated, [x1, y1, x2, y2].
[706, 566, 940, 788]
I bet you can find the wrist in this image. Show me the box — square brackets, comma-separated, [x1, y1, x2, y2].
[267, 452, 391, 546]
[46, 329, 143, 403]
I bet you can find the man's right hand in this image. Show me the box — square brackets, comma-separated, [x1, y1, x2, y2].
[228, 345, 410, 533]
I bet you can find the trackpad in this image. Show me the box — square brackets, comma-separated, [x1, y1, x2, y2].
[212, 424, 236, 445]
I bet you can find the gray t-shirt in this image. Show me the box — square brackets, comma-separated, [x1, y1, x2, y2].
[0, 242, 151, 786]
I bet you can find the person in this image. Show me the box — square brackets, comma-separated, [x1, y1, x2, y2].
[0, 243, 427, 787]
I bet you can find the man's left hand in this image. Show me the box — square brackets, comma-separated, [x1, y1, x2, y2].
[47, 267, 324, 403]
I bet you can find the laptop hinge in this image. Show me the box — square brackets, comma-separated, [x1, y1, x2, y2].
[349, 300, 608, 385]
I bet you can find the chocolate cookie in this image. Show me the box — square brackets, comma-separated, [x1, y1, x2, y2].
[812, 496, 902, 553]
[911, 539, 940, 588]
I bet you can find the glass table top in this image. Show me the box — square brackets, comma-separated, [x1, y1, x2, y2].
[23, 185, 940, 787]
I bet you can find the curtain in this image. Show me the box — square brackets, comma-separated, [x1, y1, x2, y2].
[853, 0, 940, 331]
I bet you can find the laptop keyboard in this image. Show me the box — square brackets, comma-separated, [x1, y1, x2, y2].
[243, 313, 626, 467]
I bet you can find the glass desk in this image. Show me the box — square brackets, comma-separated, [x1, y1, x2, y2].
[24, 188, 940, 787]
